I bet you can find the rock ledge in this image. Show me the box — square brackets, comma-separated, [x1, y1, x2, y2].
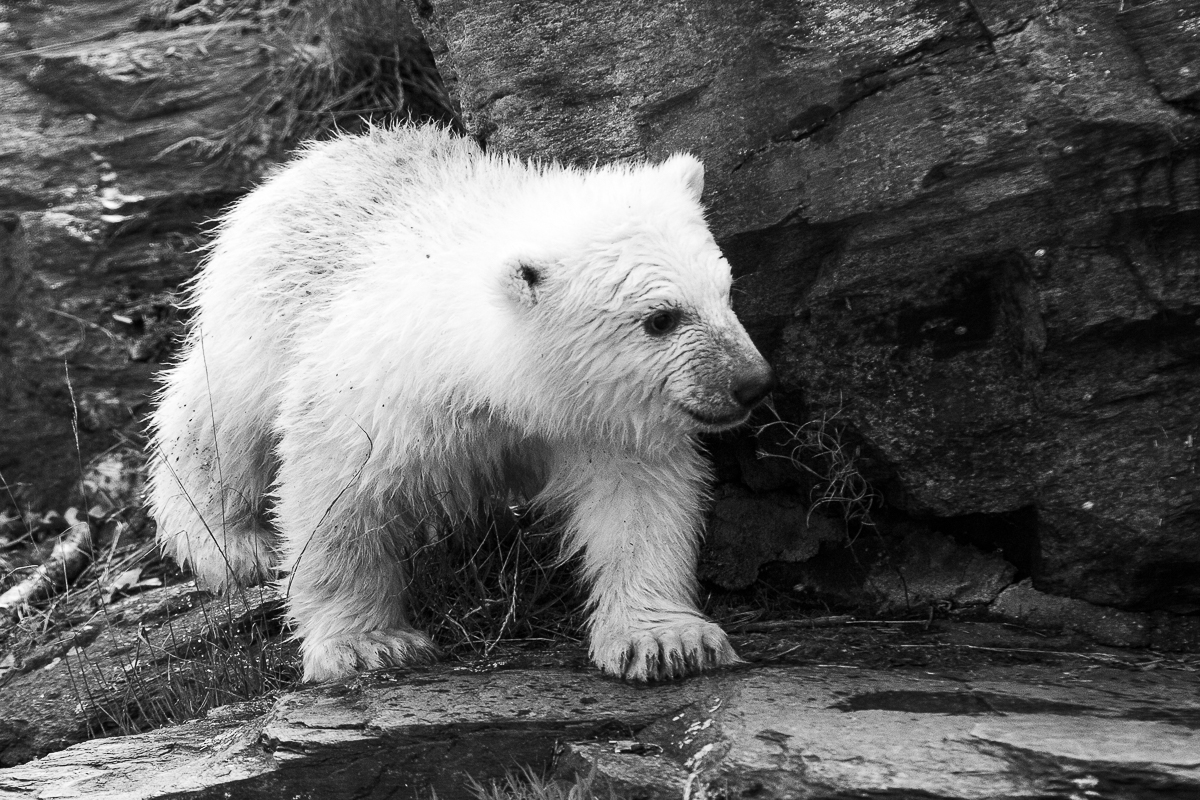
[2, 660, 1196, 799]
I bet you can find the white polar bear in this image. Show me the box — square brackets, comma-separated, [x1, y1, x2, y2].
[148, 125, 775, 683]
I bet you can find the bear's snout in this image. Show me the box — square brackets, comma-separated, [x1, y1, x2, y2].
[732, 358, 776, 409]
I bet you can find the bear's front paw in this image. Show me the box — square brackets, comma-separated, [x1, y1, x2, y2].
[591, 617, 741, 682]
[301, 628, 440, 683]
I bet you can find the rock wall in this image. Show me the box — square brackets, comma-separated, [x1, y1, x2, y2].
[0, 0, 279, 508]
[417, 0, 1200, 610]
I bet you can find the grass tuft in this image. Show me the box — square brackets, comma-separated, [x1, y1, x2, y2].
[143, 0, 463, 168]
[756, 407, 882, 537]
[67, 584, 298, 736]
[408, 508, 584, 659]
[468, 765, 610, 800]
[277, 0, 463, 142]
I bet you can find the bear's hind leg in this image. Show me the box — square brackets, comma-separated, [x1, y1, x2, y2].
[549, 444, 740, 682]
[274, 435, 437, 682]
[148, 344, 280, 591]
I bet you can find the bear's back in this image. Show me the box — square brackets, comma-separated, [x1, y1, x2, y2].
[186, 127, 527, 351]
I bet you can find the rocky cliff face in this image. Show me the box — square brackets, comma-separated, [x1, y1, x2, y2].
[0, 0, 278, 509]
[417, 0, 1200, 611]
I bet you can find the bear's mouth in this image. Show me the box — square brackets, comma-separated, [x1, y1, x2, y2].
[682, 406, 751, 431]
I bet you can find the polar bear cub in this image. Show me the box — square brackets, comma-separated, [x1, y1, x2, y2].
[148, 125, 774, 683]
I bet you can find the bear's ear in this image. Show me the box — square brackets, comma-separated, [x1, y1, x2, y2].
[503, 259, 548, 309]
[660, 153, 704, 202]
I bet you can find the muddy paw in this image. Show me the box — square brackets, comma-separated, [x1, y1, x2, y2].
[302, 627, 440, 682]
[591, 617, 741, 682]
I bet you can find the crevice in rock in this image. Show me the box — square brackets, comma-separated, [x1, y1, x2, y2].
[1133, 555, 1200, 614]
[781, 62, 919, 144]
[928, 506, 1040, 581]
[831, 688, 1093, 716]
[854, 249, 1047, 373]
[720, 216, 845, 354]
[962, 0, 1047, 44]
[1060, 305, 1200, 353]
[784, 20, 988, 144]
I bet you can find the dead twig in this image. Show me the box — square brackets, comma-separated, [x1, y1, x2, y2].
[0, 514, 94, 621]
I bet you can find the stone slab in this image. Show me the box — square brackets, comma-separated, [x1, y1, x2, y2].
[1, 661, 1196, 799]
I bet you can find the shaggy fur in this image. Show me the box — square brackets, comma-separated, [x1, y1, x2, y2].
[148, 125, 774, 682]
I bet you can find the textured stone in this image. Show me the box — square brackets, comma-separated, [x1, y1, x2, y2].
[1116, 0, 1200, 106]
[3, 662, 1197, 799]
[0, 213, 30, 407]
[990, 578, 1152, 647]
[700, 486, 845, 589]
[868, 529, 1018, 612]
[0, 0, 272, 509]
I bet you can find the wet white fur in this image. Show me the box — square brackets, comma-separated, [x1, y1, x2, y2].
[148, 125, 766, 682]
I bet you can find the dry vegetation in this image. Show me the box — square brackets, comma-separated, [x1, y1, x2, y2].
[408, 510, 585, 659]
[756, 407, 883, 537]
[138, 0, 461, 165]
[0, 501, 297, 735]
[467, 766, 607, 800]
[69, 586, 295, 737]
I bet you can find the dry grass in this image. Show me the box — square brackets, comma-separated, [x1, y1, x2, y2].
[468, 766, 609, 800]
[275, 0, 462, 142]
[1, 511, 153, 658]
[140, 0, 462, 166]
[756, 407, 882, 537]
[68, 585, 298, 737]
[408, 508, 584, 659]
[0, 502, 300, 736]
[86, 600, 295, 735]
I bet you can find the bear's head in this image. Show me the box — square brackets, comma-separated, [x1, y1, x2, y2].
[499, 154, 774, 443]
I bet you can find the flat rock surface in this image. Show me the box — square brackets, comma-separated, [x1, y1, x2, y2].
[2, 639, 1197, 799]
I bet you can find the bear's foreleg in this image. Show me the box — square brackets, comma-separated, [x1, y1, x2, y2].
[273, 429, 438, 683]
[554, 444, 740, 681]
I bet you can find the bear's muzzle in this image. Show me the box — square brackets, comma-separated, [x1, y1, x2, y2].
[732, 358, 776, 410]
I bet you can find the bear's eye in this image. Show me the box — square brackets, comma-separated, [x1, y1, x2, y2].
[644, 308, 682, 337]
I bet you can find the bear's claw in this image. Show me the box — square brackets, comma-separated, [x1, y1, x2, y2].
[301, 628, 440, 683]
[592, 618, 741, 682]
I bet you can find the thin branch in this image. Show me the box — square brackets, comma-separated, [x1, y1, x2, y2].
[0, 519, 94, 621]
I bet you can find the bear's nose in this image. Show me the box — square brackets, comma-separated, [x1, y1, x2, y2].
[732, 360, 776, 409]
